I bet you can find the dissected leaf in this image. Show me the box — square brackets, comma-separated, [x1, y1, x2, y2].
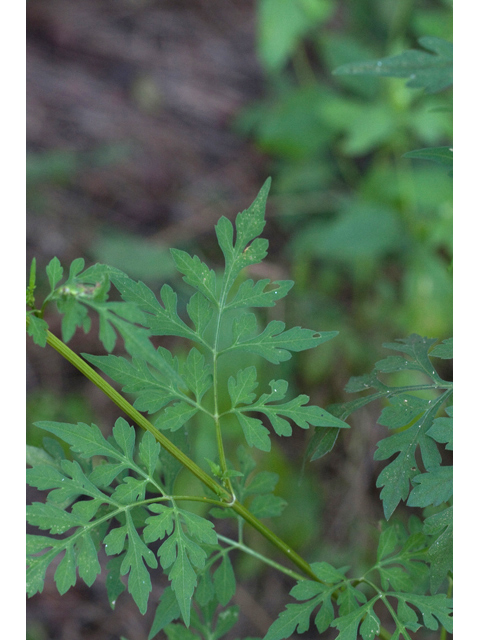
[407, 466, 452, 508]
[232, 378, 348, 451]
[230, 317, 338, 364]
[144, 505, 218, 625]
[215, 179, 270, 295]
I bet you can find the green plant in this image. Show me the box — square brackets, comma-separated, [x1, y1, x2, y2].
[27, 171, 452, 638]
[236, 2, 453, 374]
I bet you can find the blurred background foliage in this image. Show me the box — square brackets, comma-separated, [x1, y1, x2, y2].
[26, 1, 452, 638]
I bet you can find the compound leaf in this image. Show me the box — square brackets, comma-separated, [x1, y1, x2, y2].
[230, 318, 338, 364]
[375, 393, 445, 519]
[144, 505, 217, 626]
[233, 379, 348, 451]
[395, 594, 452, 633]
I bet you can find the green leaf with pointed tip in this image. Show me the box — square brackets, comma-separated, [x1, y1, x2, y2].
[55, 544, 77, 595]
[228, 366, 258, 407]
[407, 466, 452, 508]
[27, 314, 49, 347]
[104, 270, 197, 343]
[337, 335, 452, 519]
[26, 502, 85, 534]
[155, 402, 198, 432]
[226, 278, 294, 310]
[395, 593, 452, 632]
[149, 587, 182, 638]
[182, 348, 212, 402]
[427, 408, 453, 450]
[359, 607, 381, 640]
[216, 179, 270, 294]
[171, 249, 218, 304]
[144, 505, 175, 542]
[403, 146, 453, 169]
[244, 470, 279, 496]
[230, 318, 338, 364]
[311, 561, 347, 584]
[378, 395, 429, 428]
[430, 338, 453, 360]
[235, 412, 271, 452]
[423, 506, 453, 592]
[139, 431, 161, 476]
[113, 418, 136, 459]
[213, 555, 236, 606]
[106, 554, 126, 608]
[119, 513, 158, 614]
[83, 353, 183, 413]
[179, 510, 217, 546]
[46, 256, 64, 291]
[249, 493, 287, 518]
[76, 532, 102, 587]
[333, 37, 452, 93]
[379, 335, 441, 380]
[264, 598, 319, 640]
[235, 379, 349, 445]
[26, 537, 63, 597]
[57, 296, 90, 343]
[112, 476, 148, 504]
[331, 599, 380, 640]
[306, 426, 341, 462]
[375, 394, 445, 519]
[186, 291, 214, 338]
[145, 506, 216, 626]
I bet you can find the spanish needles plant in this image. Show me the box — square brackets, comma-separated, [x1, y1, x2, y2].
[27, 38, 452, 640]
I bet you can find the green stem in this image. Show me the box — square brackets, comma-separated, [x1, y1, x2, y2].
[35, 327, 396, 640]
[40, 328, 317, 581]
[230, 500, 320, 582]
[217, 534, 306, 582]
[43, 328, 230, 502]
